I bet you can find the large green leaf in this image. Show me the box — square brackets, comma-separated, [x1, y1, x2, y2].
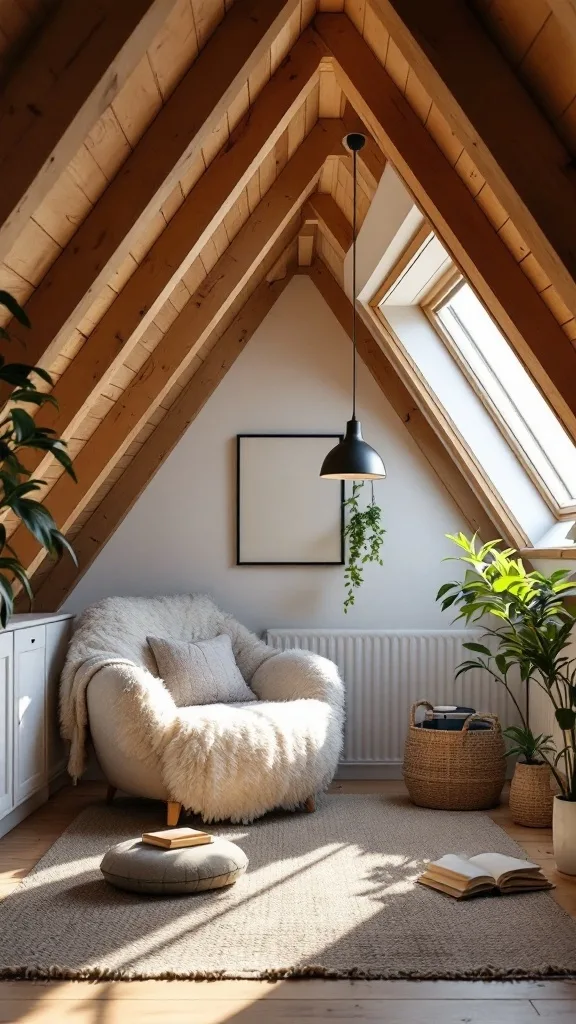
[556, 707, 576, 731]
[462, 641, 492, 656]
[10, 408, 37, 443]
[0, 291, 30, 327]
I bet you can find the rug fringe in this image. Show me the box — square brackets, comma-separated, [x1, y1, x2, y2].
[1, 964, 575, 982]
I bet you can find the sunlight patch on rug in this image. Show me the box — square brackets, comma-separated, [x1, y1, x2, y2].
[0, 794, 575, 980]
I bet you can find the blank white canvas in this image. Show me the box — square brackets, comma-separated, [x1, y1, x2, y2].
[238, 436, 342, 563]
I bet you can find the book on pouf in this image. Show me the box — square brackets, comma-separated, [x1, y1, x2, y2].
[142, 827, 214, 849]
[417, 852, 553, 899]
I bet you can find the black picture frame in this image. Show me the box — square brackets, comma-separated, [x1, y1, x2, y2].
[236, 433, 345, 566]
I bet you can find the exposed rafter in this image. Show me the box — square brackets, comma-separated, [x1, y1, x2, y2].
[5, 0, 300, 372]
[313, 13, 576, 444]
[31, 268, 296, 612]
[0, 0, 175, 264]
[304, 193, 352, 259]
[341, 108, 387, 193]
[2, 0, 575, 607]
[15, 29, 325, 485]
[10, 120, 343, 579]
[297, 223, 316, 266]
[369, 0, 576, 320]
[546, 0, 576, 47]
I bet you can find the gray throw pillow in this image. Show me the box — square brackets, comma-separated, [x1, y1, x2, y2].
[147, 633, 256, 707]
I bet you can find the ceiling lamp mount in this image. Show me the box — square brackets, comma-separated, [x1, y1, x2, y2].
[320, 132, 386, 482]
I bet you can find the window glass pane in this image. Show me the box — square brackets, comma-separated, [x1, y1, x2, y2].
[437, 283, 576, 507]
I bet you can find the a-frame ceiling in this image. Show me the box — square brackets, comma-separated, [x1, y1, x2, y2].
[1, 0, 575, 607]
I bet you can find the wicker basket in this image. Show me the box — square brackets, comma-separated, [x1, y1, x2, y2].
[403, 700, 506, 810]
[509, 761, 555, 827]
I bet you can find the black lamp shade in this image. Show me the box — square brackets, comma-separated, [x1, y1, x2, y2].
[320, 418, 386, 480]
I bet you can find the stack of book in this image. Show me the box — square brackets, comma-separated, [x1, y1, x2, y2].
[142, 827, 214, 849]
[417, 852, 553, 899]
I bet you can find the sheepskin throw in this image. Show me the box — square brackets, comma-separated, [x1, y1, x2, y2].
[147, 634, 256, 706]
[60, 594, 345, 822]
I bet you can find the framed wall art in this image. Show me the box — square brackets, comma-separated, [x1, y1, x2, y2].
[236, 434, 344, 565]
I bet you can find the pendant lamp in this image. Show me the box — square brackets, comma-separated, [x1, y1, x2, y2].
[320, 133, 386, 481]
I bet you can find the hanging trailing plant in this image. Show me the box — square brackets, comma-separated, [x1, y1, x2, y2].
[343, 481, 385, 612]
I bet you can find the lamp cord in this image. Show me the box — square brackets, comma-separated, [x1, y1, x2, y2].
[352, 145, 357, 421]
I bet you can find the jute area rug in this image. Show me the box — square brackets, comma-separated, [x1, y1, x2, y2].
[1, 793, 575, 981]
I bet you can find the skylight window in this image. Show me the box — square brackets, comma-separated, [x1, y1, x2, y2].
[435, 281, 576, 511]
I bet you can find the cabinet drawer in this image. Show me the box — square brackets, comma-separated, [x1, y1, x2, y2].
[14, 625, 45, 655]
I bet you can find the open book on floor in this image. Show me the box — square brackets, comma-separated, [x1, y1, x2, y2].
[418, 853, 553, 899]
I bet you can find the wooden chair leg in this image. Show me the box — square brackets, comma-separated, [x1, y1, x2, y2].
[304, 795, 316, 813]
[167, 801, 182, 827]
[106, 785, 117, 805]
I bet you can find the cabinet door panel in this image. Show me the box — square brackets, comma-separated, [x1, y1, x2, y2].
[14, 627, 46, 804]
[46, 619, 72, 780]
[0, 632, 13, 817]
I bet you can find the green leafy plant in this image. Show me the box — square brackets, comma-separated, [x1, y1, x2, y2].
[0, 291, 76, 626]
[437, 532, 576, 799]
[342, 481, 385, 612]
[502, 724, 555, 765]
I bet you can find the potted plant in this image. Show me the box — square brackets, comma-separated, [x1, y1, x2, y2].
[503, 725, 556, 827]
[342, 481, 385, 612]
[437, 533, 576, 871]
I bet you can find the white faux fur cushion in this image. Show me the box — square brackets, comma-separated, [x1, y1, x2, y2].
[147, 633, 256, 707]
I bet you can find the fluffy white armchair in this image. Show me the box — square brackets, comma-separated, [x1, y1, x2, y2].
[60, 595, 344, 823]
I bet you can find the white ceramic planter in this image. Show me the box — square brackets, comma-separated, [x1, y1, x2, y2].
[553, 796, 576, 875]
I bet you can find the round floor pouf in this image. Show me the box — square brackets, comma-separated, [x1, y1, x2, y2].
[100, 838, 248, 895]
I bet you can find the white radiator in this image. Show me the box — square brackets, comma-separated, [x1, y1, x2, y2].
[265, 628, 523, 772]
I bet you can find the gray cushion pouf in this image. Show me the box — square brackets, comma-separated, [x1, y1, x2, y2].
[100, 837, 248, 895]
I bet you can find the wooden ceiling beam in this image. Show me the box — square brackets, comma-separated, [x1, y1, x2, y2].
[31, 269, 295, 611]
[10, 119, 343, 578]
[304, 192, 352, 258]
[546, 0, 576, 47]
[341, 108, 386, 193]
[13, 29, 325, 485]
[298, 223, 316, 266]
[369, 0, 576, 319]
[0, 0, 176, 264]
[308, 257, 502, 543]
[6, 0, 300, 372]
[313, 13, 576, 444]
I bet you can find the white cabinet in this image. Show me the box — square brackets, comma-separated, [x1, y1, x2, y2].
[14, 625, 46, 805]
[0, 633, 13, 818]
[0, 613, 73, 837]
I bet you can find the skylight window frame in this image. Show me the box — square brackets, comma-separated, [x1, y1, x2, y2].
[366, 258, 529, 550]
[423, 276, 576, 520]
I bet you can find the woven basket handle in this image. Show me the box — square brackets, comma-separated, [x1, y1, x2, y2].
[410, 700, 434, 726]
[462, 712, 501, 735]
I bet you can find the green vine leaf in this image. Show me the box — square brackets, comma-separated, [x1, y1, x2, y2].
[343, 481, 385, 612]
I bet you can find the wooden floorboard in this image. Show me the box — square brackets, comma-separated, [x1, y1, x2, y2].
[0, 780, 575, 1022]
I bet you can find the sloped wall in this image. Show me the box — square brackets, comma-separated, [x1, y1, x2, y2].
[64, 275, 472, 633]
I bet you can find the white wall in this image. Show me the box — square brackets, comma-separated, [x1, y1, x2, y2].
[344, 162, 424, 301]
[65, 276, 472, 634]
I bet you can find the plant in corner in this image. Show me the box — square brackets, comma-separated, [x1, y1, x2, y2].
[437, 533, 576, 865]
[502, 725, 557, 828]
[0, 291, 76, 626]
[343, 481, 385, 612]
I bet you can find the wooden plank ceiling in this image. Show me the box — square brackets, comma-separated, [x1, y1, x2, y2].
[0, 0, 574, 605]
